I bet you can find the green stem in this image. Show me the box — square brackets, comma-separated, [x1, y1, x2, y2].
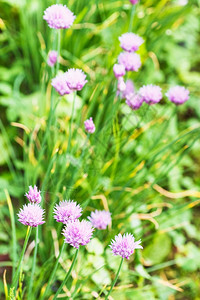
[67, 91, 77, 153]
[28, 226, 38, 299]
[129, 4, 136, 32]
[105, 257, 124, 300]
[53, 248, 79, 300]
[41, 241, 65, 300]
[11, 226, 32, 291]
[56, 29, 61, 74]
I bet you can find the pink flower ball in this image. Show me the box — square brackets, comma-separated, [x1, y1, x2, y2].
[126, 93, 143, 110]
[47, 50, 58, 67]
[118, 52, 141, 72]
[43, 4, 75, 29]
[84, 117, 95, 134]
[139, 84, 162, 105]
[88, 210, 111, 230]
[130, 0, 139, 4]
[122, 80, 135, 99]
[119, 33, 144, 52]
[166, 86, 189, 105]
[51, 73, 72, 96]
[113, 64, 126, 78]
[65, 68, 88, 91]
[18, 203, 45, 227]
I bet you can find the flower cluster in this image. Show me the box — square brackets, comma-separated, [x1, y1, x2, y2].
[54, 200, 82, 224]
[47, 50, 57, 67]
[43, 4, 75, 29]
[84, 117, 96, 134]
[19, 186, 45, 227]
[88, 210, 111, 230]
[110, 233, 143, 259]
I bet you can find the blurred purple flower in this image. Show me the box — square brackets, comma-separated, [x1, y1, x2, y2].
[54, 200, 82, 224]
[84, 117, 95, 134]
[119, 33, 144, 52]
[122, 79, 135, 99]
[118, 52, 141, 72]
[43, 4, 75, 29]
[166, 86, 189, 105]
[18, 203, 45, 227]
[88, 210, 111, 230]
[65, 68, 88, 91]
[117, 77, 126, 93]
[126, 93, 143, 110]
[110, 233, 143, 259]
[139, 84, 162, 105]
[51, 73, 72, 96]
[113, 64, 126, 78]
[25, 185, 41, 204]
[47, 50, 58, 67]
[130, 0, 139, 4]
[62, 220, 94, 249]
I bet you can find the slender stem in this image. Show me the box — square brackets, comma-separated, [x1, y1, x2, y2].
[11, 226, 32, 291]
[129, 4, 136, 32]
[67, 91, 77, 153]
[28, 226, 38, 299]
[105, 257, 124, 300]
[56, 29, 61, 74]
[41, 241, 66, 300]
[53, 248, 79, 300]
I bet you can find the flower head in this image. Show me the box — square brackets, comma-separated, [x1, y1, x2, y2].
[118, 52, 141, 72]
[130, 0, 139, 4]
[110, 233, 143, 259]
[122, 80, 135, 99]
[88, 210, 111, 230]
[119, 33, 144, 52]
[51, 73, 72, 96]
[139, 84, 162, 105]
[84, 117, 95, 134]
[25, 185, 41, 204]
[166, 86, 189, 105]
[65, 68, 88, 91]
[126, 93, 143, 110]
[43, 4, 75, 29]
[53, 200, 82, 224]
[113, 64, 126, 78]
[18, 203, 45, 227]
[117, 77, 126, 93]
[47, 50, 58, 67]
[62, 220, 94, 248]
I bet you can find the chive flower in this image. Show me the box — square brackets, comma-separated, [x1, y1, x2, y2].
[113, 64, 126, 78]
[122, 79, 135, 99]
[130, 0, 139, 4]
[53, 200, 82, 224]
[118, 52, 141, 72]
[47, 50, 58, 67]
[166, 86, 189, 105]
[52, 73, 72, 96]
[139, 84, 162, 105]
[18, 203, 45, 227]
[25, 185, 41, 204]
[62, 220, 94, 249]
[88, 210, 111, 230]
[110, 233, 143, 259]
[126, 93, 143, 110]
[119, 33, 144, 52]
[65, 68, 88, 91]
[43, 4, 75, 29]
[84, 117, 95, 134]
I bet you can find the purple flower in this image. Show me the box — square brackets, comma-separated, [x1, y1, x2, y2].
[47, 50, 58, 67]
[88, 210, 111, 230]
[84, 117, 95, 134]
[122, 80, 135, 99]
[25, 185, 41, 204]
[117, 77, 126, 93]
[43, 4, 75, 29]
[139, 84, 162, 105]
[62, 220, 94, 249]
[110, 233, 143, 259]
[51, 73, 72, 96]
[130, 0, 139, 4]
[113, 64, 126, 78]
[53, 200, 82, 224]
[119, 33, 144, 52]
[118, 52, 141, 72]
[126, 93, 143, 110]
[18, 203, 45, 227]
[166, 86, 189, 105]
[65, 68, 88, 91]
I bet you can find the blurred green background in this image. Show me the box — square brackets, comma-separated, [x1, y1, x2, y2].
[0, 0, 200, 299]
